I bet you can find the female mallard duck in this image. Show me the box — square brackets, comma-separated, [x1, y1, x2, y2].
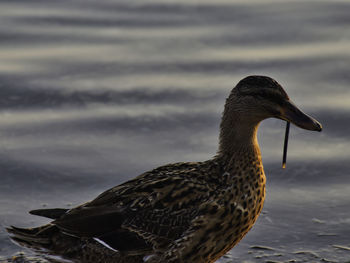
[7, 76, 322, 263]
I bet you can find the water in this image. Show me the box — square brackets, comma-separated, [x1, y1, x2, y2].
[0, 0, 350, 262]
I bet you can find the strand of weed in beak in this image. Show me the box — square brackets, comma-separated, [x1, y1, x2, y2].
[282, 121, 290, 169]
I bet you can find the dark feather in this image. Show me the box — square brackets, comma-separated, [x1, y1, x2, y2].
[30, 208, 68, 219]
[6, 225, 53, 247]
[53, 206, 126, 237]
[96, 230, 152, 253]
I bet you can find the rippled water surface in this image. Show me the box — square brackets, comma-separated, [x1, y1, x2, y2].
[0, 0, 350, 262]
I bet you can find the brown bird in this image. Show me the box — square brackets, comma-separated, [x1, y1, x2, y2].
[7, 76, 322, 263]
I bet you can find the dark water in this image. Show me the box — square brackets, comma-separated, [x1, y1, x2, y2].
[0, 0, 350, 262]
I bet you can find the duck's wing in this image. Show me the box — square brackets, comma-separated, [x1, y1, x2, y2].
[48, 163, 214, 254]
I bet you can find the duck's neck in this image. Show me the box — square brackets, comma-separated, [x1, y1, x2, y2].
[218, 113, 262, 160]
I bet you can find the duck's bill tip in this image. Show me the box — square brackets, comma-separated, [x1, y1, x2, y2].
[294, 115, 322, 132]
[314, 122, 323, 132]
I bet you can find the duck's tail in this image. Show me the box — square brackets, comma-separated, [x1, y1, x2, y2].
[7, 224, 87, 263]
[6, 209, 145, 263]
[7, 224, 144, 263]
[6, 208, 70, 251]
[7, 224, 59, 251]
[7, 223, 83, 259]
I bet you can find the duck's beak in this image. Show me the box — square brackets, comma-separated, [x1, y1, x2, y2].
[279, 100, 322, 132]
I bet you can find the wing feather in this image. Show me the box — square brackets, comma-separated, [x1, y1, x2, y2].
[50, 162, 214, 253]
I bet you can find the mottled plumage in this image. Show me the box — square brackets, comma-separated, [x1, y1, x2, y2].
[7, 76, 322, 263]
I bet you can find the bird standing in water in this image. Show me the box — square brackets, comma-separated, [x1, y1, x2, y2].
[8, 76, 322, 263]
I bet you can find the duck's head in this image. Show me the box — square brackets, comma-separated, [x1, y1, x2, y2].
[228, 75, 322, 131]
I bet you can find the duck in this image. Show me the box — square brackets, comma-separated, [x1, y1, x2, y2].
[7, 75, 322, 263]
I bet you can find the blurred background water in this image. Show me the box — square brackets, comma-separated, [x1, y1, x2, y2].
[0, 0, 349, 262]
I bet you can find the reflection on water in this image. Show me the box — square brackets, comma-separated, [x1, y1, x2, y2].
[0, 0, 350, 262]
